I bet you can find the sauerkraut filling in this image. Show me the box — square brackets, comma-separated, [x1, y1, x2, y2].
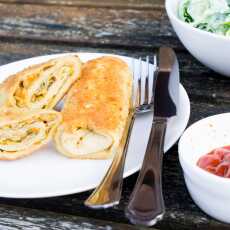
[0, 114, 57, 152]
[13, 65, 74, 109]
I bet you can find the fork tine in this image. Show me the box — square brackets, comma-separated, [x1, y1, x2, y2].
[131, 58, 135, 108]
[137, 57, 142, 107]
[143, 56, 149, 105]
[132, 58, 140, 109]
[153, 54, 157, 70]
[151, 54, 158, 104]
[137, 74, 141, 107]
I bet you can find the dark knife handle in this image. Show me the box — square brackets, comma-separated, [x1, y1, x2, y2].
[125, 117, 166, 226]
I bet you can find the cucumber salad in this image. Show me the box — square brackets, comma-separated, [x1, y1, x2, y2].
[178, 0, 230, 36]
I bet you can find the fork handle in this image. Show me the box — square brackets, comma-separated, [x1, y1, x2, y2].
[125, 117, 166, 226]
[84, 114, 135, 209]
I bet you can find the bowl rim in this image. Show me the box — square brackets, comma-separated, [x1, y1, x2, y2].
[178, 113, 230, 185]
[165, 0, 230, 42]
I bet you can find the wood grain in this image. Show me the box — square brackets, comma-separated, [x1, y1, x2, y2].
[0, 0, 164, 9]
[0, 204, 152, 230]
[0, 3, 179, 48]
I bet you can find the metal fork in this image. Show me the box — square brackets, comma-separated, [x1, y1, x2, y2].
[84, 56, 157, 209]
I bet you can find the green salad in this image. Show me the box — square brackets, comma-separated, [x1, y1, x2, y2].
[178, 0, 230, 36]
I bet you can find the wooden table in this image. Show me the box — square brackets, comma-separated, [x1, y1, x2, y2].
[0, 1, 229, 229]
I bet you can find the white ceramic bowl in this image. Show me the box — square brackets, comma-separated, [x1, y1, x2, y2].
[166, 0, 230, 77]
[178, 113, 230, 223]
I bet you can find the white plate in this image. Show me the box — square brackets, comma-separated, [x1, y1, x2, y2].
[0, 53, 190, 198]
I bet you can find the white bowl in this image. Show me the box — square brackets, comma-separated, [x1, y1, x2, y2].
[178, 113, 230, 223]
[166, 0, 230, 77]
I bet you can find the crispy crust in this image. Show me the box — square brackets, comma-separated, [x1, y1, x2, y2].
[0, 108, 62, 160]
[0, 55, 82, 109]
[55, 56, 132, 159]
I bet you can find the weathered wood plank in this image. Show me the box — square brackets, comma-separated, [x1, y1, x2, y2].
[0, 3, 179, 48]
[0, 204, 152, 230]
[0, 0, 164, 9]
[0, 40, 229, 229]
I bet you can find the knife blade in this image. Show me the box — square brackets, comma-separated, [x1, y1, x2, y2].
[154, 47, 179, 118]
[125, 47, 179, 226]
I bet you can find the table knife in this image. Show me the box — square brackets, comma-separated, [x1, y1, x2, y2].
[125, 47, 179, 226]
